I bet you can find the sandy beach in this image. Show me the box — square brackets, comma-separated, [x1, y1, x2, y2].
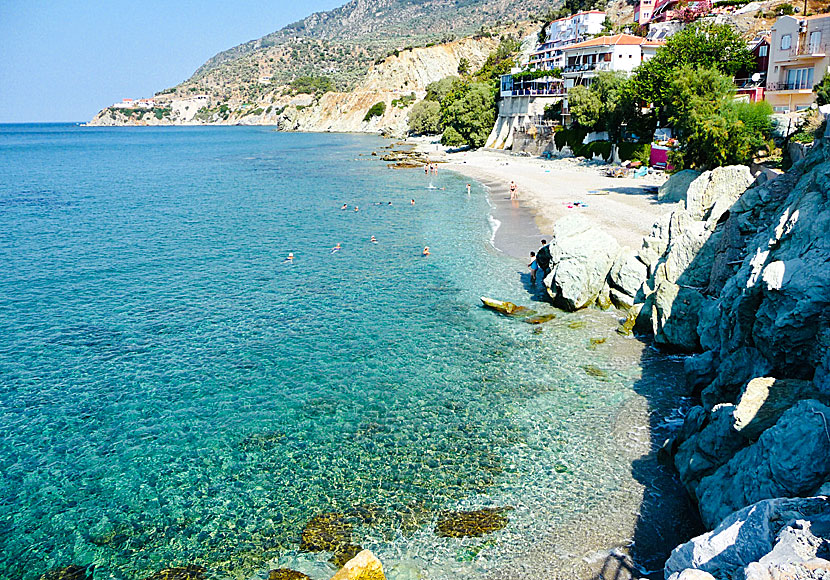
[411, 138, 675, 253]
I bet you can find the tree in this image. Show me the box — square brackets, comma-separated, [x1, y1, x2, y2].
[457, 58, 471, 76]
[475, 37, 522, 81]
[815, 76, 830, 106]
[408, 100, 442, 134]
[440, 80, 496, 148]
[363, 101, 386, 122]
[425, 76, 458, 102]
[631, 22, 754, 117]
[567, 71, 631, 142]
[666, 66, 772, 169]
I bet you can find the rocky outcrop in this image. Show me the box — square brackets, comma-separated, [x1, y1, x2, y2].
[543, 215, 622, 310]
[658, 169, 700, 203]
[665, 496, 830, 580]
[329, 550, 386, 580]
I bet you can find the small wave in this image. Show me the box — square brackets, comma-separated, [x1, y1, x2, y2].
[488, 213, 501, 248]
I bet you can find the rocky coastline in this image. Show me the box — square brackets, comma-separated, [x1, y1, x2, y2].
[524, 138, 830, 578]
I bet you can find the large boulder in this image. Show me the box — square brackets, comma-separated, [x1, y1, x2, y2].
[696, 400, 830, 528]
[544, 215, 621, 310]
[685, 165, 754, 222]
[700, 347, 774, 409]
[733, 377, 826, 440]
[658, 169, 701, 203]
[652, 281, 704, 352]
[608, 249, 648, 298]
[665, 496, 830, 580]
[330, 550, 386, 580]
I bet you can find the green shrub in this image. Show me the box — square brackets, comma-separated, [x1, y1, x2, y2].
[391, 93, 417, 108]
[364, 101, 386, 122]
[290, 76, 334, 95]
[439, 80, 495, 148]
[425, 77, 458, 102]
[408, 100, 442, 134]
[618, 142, 651, 164]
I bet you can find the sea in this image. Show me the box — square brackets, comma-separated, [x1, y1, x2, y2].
[0, 124, 692, 580]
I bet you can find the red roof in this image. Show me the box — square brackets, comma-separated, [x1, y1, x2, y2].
[566, 34, 664, 49]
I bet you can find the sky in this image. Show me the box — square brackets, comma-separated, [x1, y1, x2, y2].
[0, 0, 344, 123]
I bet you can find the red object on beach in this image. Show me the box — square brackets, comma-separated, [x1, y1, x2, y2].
[649, 145, 674, 171]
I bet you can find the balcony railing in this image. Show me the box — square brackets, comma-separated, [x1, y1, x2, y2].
[767, 81, 814, 91]
[782, 42, 829, 59]
[563, 61, 612, 73]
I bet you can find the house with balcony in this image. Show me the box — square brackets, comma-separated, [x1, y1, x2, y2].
[765, 14, 830, 112]
[527, 11, 607, 71]
[561, 34, 664, 88]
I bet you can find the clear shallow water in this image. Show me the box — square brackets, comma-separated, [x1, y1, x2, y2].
[0, 125, 684, 580]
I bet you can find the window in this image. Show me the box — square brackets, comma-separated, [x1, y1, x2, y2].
[773, 106, 789, 112]
[759, 44, 768, 57]
[810, 31, 822, 53]
[786, 66, 814, 89]
[781, 34, 792, 50]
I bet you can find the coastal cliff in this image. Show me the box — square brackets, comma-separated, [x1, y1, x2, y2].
[88, 35, 501, 134]
[540, 139, 830, 577]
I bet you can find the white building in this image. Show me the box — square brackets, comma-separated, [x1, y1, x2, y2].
[561, 34, 664, 88]
[528, 10, 607, 71]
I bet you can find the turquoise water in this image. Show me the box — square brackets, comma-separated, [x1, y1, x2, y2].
[0, 125, 683, 580]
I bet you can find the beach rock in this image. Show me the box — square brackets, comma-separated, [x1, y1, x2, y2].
[269, 570, 312, 580]
[665, 496, 830, 580]
[685, 165, 754, 222]
[610, 287, 635, 310]
[544, 215, 621, 310]
[609, 249, 648, 298]
[667, 570, 717, 580]
[674, 404, 747, 494]
[652, 281, 704, 352]
[300, 512, 352, 553]
[38, 566, 94, 580]
[696, 400, 830, 528]
[733, 377, 826, 440]
[434, 507, 512, 538]
[684, 351, 719, 394]
[638, 213, 672, 274]
[658, 169, 700, 203]
[700, 347, 774, 409]
[329, 550, 386, 580]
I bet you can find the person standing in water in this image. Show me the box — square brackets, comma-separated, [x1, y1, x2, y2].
[411, 199, 415, 205]
[422, 246, 430, 256]
[528, 251, 539, 285]
[509, 181, 518, 200]
[466, 183, 471, 195]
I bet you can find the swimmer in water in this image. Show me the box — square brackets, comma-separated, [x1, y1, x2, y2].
[284, 252, 294, 263]
[341, 203, 348, 210]
[354, 206, 359, 212]
[331, 243, 341, 253]
[411, 199, 415, 205]
[422, 246, 430, 256]
[370, 236, 378, 243]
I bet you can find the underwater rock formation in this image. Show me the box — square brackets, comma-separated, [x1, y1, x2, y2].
[434, 507, 512, 538]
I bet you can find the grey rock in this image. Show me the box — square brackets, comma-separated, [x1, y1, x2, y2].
[609, 287, 635, 310]
[667, 570, 717, 580]
[659, 169, 701, 203]
[685, 165, 754, 222]
[544, 215, 621, 310]
[674, 404, 748, 494]
[733, 377, 826, 440]
[665, 496, 830, 580]
[652, 281, 704, 352]
[700, 347, 774, 409]
[685, 351, 720, 394]
[609, 249, 648, 297]
[696, 400, 830, 528]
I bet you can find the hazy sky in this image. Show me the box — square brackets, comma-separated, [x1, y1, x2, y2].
[0, 1, 344, 123]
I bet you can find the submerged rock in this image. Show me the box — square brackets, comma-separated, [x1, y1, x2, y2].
[435, 507, 512, 538]
[480, 297, 535, 317]
[581, 364, 608, 379]
[38, 565, 94, 580]
[331, 544, 364, 568]
[522, 313, 556, 324]
[141, 566, 207, 580]
[269, 570, 312, 580]
[330, 550, 386, 580]
[300, 512, 352, 553]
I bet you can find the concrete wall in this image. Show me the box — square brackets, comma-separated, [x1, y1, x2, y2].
[485, 95, 563, 149]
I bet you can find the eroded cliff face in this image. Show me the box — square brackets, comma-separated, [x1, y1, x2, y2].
[88, 36, 498, 134]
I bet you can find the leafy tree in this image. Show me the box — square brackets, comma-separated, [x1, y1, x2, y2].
[425, 76, 458, 102]
[631, 22, 754, 116]
[290, 76, 334, 95]
[567, 71, 631, 141]
[666, 66, 771, 169]
[458, 58, 471, 76]
[475, 37, 522, 81]
[408, 100, 442, 134]
[815, 75, 830, 106]
[440, 80, 495, 148]
[363, 101, 386, 122]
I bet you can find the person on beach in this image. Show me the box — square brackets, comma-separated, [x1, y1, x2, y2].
[536, 240, 551, 277]
[528, 251, 539, 285]
[509, 181, 518, 200]
[422, 246, 430, 256]
[332, 243, 341, 253]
